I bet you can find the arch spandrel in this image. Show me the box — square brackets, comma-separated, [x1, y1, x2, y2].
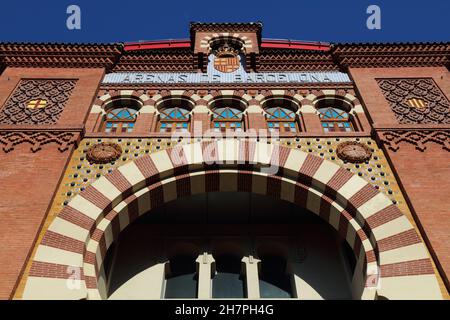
[22, 140, 442, 300]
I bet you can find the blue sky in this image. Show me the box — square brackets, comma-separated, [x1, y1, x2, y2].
[0, 0, 448, 43]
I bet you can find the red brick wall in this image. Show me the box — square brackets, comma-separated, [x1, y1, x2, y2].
[350, 66, 450, 291]
[384, 144, 450, 289]
[0, 67, 104, 299]
[0, 144, 75, 299]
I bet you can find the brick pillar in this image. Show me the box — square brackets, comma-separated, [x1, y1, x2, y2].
[85, 104, 103, 133]
[192, 104, 211, 136]
[246, 104, 266, 131]
[300, 104, 322, 133]
[352, 104, 371, 133]
[135, 105, 157, 133]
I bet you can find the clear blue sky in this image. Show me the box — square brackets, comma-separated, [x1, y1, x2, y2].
[0, 0, 448, 44]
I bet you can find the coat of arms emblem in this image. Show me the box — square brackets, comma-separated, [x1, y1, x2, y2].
[213, 44, 241, 73]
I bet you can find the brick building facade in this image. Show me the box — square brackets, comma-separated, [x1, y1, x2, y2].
[0, 22, 448, 300]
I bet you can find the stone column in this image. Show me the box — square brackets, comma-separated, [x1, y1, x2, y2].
[242, 255, 261, 299]
[196, 252, 215, 299]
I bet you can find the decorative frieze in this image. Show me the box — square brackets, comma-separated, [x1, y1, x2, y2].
[378, 130, 450, 152]
[0, 131, 80, 153]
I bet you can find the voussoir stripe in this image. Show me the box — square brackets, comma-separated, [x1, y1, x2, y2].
[377, 229, 422, 252]
[298, 154, 323, 185]
[29, 261, 75, 279]
[364, 204, 404, 231]
[348, 183, 379, 209]
[105, 170, 133, 196]
[80, 186, 112, 212]
[41, 230, 85, 254]
[380, 258, 434, 277]
[59, 206, 95, 231]
[134, 155, 160, 185]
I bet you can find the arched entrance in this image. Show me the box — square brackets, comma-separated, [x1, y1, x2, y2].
[23, 140, 442, 299]
[104, 191, 356, 299]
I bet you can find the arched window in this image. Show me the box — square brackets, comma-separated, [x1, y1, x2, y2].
[265, 107, 298, 133]
[263, 98, 300, 133]
[157, 98, 192, 133]
[159, 107, 190, 133]
[212, 254, 246, 298]
[211, 99, 245, 132]
[258, 255, 293, 298]
[318, 107, 354, 133]
[102, 107, 138, 133]
[164, 254, 198, 298]
[316, 98, 355, 133]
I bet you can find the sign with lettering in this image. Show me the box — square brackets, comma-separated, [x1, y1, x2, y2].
[103, 71, 351, 84]
[103, 53, 352, 85]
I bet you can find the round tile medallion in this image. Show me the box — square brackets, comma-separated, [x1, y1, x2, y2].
[86, 142, 122, 164]
[336, 141, 372, 163]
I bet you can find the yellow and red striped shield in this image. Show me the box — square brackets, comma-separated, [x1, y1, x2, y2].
[407, 98, 427, 109]
[214, 56, 240, 73]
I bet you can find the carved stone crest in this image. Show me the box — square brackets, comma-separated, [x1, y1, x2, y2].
[336, 141, 372, 163]
[86, 142, 122, 164]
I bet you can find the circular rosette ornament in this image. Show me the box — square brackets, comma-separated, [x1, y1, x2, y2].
[86, 142, 122, 164]
[336, 141, 372, 163]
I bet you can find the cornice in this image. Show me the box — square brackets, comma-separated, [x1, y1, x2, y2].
[190, 22, 263, 33]
[258, 48, 339, 71]
[1, 40, 449, 71]
[112, 49, 195, 72]
[332, 42, 450, 69]
[0, 42, 123, 70]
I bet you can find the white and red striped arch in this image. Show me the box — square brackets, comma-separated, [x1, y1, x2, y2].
[23, 140, 442, 300]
